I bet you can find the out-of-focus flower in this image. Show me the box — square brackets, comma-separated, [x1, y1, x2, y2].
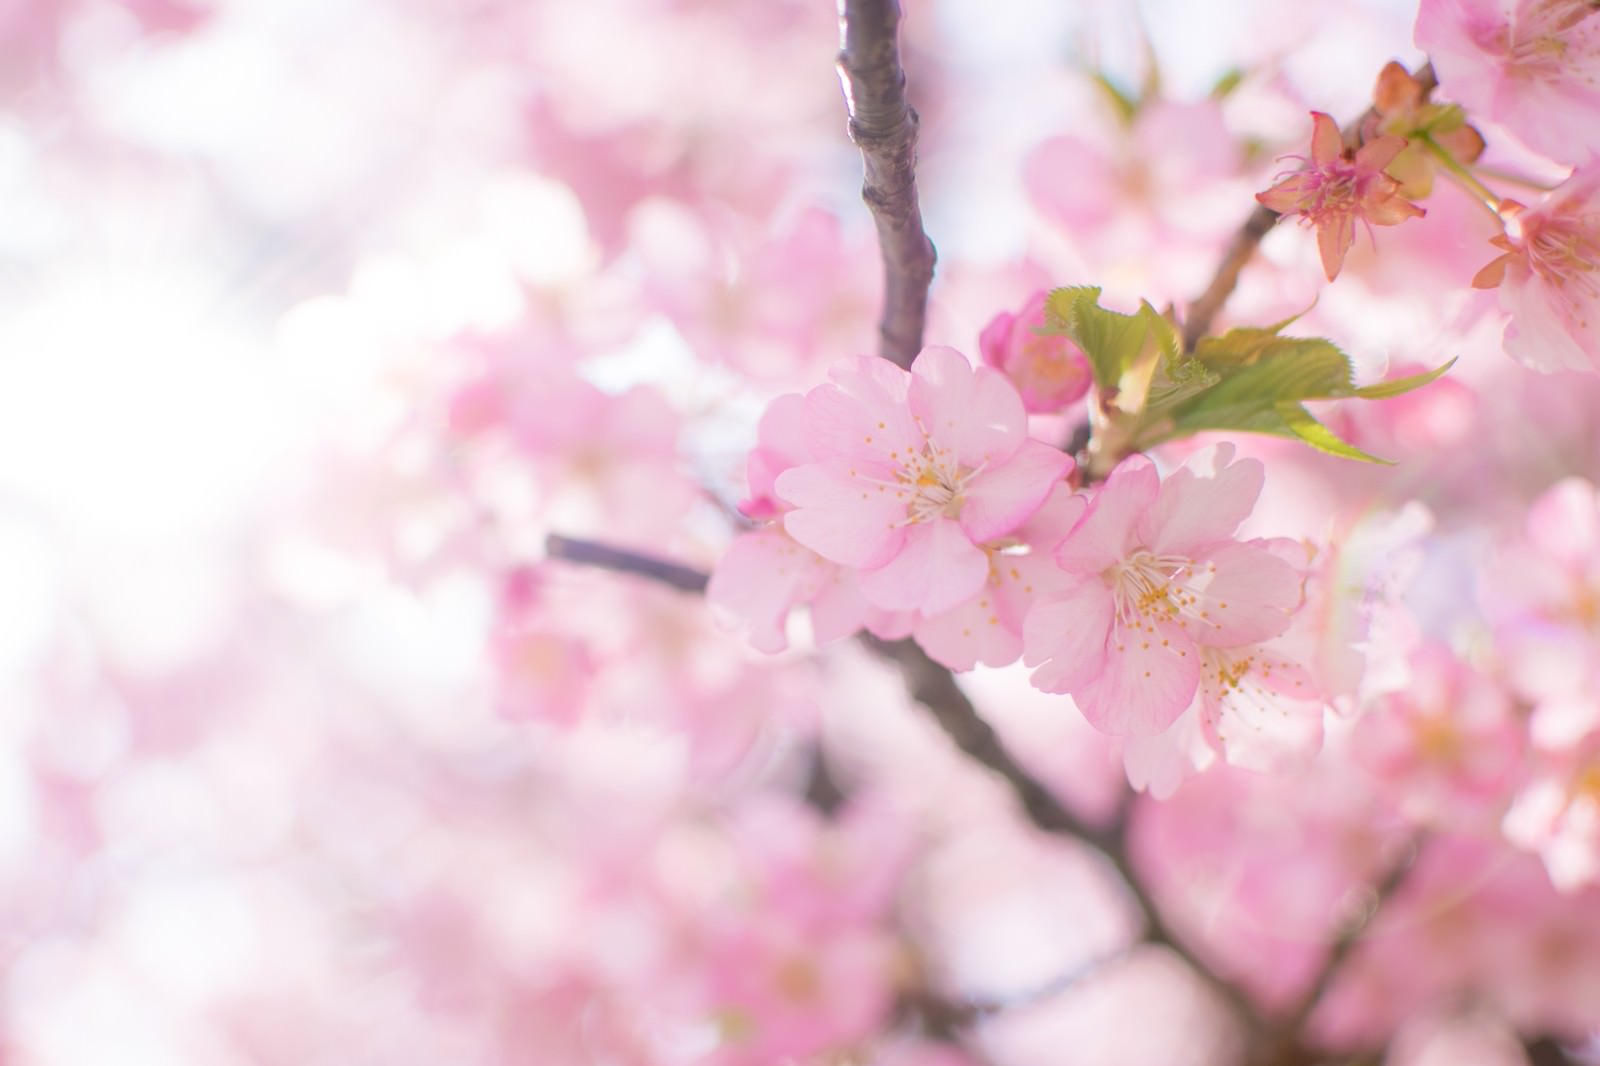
[1257, 112, 1425, 281]
[1473, 166, 1600, 373]
[978, 291, 1093, 414]
[1416, 0, 1600, 165]
[775, 347, 1074, 615]
[1353, 642, 1524, 828]
[1023, 446, 1302, 736]
[1366, 61, 1486, 199]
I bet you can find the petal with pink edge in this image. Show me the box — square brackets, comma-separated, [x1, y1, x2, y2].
[959, 438, 1074, 544]
[777, 459, 907, 568]
[857, 518, 988, 613]
[1022, 579, 1113, 695]
[1074, 619, 1200, 736]
[1053, 457, 1159, 574]
[909, 345, 1026, 467]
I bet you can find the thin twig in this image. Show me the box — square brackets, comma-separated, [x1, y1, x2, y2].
[544, 534, 709, 594]
[837, 0, 937, 369]
[1180, 61, 1438, 351]
[1182, 204, 1280, 352]
[1274, 836, 1424, 1041]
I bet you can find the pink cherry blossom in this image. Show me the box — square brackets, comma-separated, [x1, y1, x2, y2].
[1257, 111, 1426, 281]
[1501, 726, 1600, 891]
[1472, 165, 1600, 373]
[910, 483, 1084, 671]
[1123, 539, 1327, 796]
[978, 291, 1092, 414]
[709, 393, 913, 651]
[1022, 446, 1303, 736]
[1352, 642, 1524, 828]
[775, 346, 1074, 615]
[1416, 0, 1600, 165]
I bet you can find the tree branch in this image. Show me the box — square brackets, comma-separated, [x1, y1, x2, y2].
[542, 533, 1266, 1038]
[837, 0, 937, 369]
[1180, 61, 1438, 351]
[1257, 836, 1425, 1065]
[543, 534, 709, 594]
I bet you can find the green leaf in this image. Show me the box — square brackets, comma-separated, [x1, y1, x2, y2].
[1144, 317, 1220, 411]
[1171, 338, 1354, 434]
[1191, 310, 1310, 365]
[1088, 71, 1139, 126]
[1210, 68, 1246, 100]
[1276, 403, 1393, 464]
[1349, 358, 1457, 400]
[1044, 287, 1150, 394]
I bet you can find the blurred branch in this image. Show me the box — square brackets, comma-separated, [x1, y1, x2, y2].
[543, 534, 709, 593]
[1180, 61, 1438, 351]
[541, 533, 1267, 1037]
[837, 0, 937, 369]
[1256, 836, 1425, 1066]
[861, 636, 1265, 1038]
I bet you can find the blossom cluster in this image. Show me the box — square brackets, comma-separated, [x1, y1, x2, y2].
[712, 344, 1330, 795]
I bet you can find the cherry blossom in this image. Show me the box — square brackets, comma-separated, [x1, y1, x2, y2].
[1023, 446, 1303, 736]
[708, 393, 913, 652]
[1416, 0, 1600, 165]
[1353, 642, 1524, 828]
[775, 346, 1074, 615]
[1257, 111, 1426, 281]
[910, 483, 1083, 671]
[1473, 165, 1600, 373]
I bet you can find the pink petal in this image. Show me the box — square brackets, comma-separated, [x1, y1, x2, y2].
[707, 529, 826, 653]
[1199, 654, 1324, 772]
[1527, 478, 1600, 566]
[1053, 456, 1160, 574]
[1140, 448, 1264, 556]
[978, 309, 1016, 369]
[909, 345, 1026, 468]
[857, 518, 989, 613]
[1258, 174, 1315, 214]
[1309, 111, 1342, 166]
[805, 355, 922, 462]
[1016, 482, 1090, 551]
[1316, 210, 1355, 280]
[1074, 619, 1201, 736]
[777, 459, 907, 568]
[809, 566, 875, 645]
[913, 578, 1023, 671]
[1022, 579, 1113, 695]
[1184, 542, 1301, 647]
[1353, 133, 1407, 173]
[958, 438, 1074, 544]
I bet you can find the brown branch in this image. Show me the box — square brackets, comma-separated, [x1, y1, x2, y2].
[541, 532, 1267, 1038]
[837, 0, 937, 369]
[1256, 836, 1425, 1066]
[544, 534, 708, 594]
[1180, 61, 1438, 352]
[863, 635, 1264, 1038]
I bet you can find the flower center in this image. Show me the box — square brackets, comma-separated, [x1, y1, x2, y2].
[1107, 550, 1205, 631]
[897, 446, 980, 524]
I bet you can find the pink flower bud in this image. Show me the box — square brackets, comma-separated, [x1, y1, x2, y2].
[978, 292, 1092, 413]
